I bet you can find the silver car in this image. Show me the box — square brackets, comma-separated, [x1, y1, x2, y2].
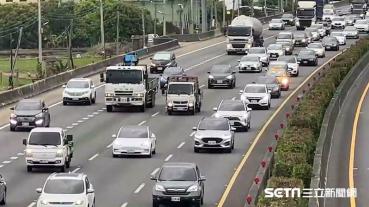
[248, 47, 269, 66]
[267, 44, 284, 60]
[269, 19, 285, 30]
[238, 55, 262, 73]
[330, 31, 346, 45]
[331, 17, 346, 29]
[354, 19, 369, 33]
[112, 126, 157, 158]
[213, 99, 251, 132]
[240, 84, 271, 110]
[193, 117, 235, 153]
[306, 43, 326, 58]
[343, 26, 359, 39]
[305, 28, 320, 41]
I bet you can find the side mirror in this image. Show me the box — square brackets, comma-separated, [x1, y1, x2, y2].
[247, 107, 252, 111]
[91, 85, 95, 88]
[192, 127, 197, 131]
[199, 176, 206, 181]
[150, 176, 157, 180]
[42, 107, 48, 112]
[36, 188, 42, 193]
[23, 138, 27, 145]
[151, 133, 156, 138]
[66, 135, 73, 142]
[10, 107, 14, 110]
[99, 73, 105, 83]
[62, 84, 66, 88]
[231, 127, 237, 131]
[239, 90, 243, 94]
[232, 71, 236, 74]
[213, 107, 218, 111]
[87, 188, 94, 194]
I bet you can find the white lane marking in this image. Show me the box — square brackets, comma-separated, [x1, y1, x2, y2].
[134, 183, 146, 194]
[10, 156, 18, 160]
[72, 123, 78, 126]
[177, 41, 226, 58]
[17, 152, 24, 156]
[2, 161, 11, 164]
[93, 112, 99, 115]
[190, 131, 196, 137]
[0, 165, 3, 168]
[88, 114, 94, 117]
[83, 117, 89, 120]
[152, 112, 159, 117]
[177, 142, 186, 149]
[88, 154, 99, 161]
[27, 202, 36, 207]
[66, 126, 73, 129]
[164, 154, 173, 162]
[151, 168, 160, 176]
[98, 109, 103, 112]
[185, 53, 225, 72]
[138, 120, 147, 126]
[106, 142, 114, 148]
[102, 107, 107, 110]
[199, 84, 205, 89]
[121, 202, 128, 207]
[77, 120, 84, 123]
[0, 124, 9, 130]
[49, 101, 62, 108]
[72, 167, 80, 173]
[232, 97, 236, 100]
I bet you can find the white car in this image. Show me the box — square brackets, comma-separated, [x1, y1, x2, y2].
[305, 28, 320, 41]
[343, 26, 359, 38]
[240, 84, 271, 110]
[269, 19, 285, 30]
[63, 78, 96, 105]
[330, 31, 346, 45]
[306, 43, 326, 58]
[311, 24, 326, 37]
[331, 17, 346, 29]
[112, 126, 156, 158]
[248, 47, 270, 66]
[36, 173, 95, 207]
[267, 44, 284, 60]
[354, 19, 369, 33]
[238, 55, 262, 72]
[277, 56, 299, 77]
[213, 99, 251, 132]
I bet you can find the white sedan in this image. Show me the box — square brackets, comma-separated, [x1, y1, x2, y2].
[269, 19, 285, 30]
[306, 43, 326, 58]
[330, 31, 346, 45]
[112, 126, 157, 158]
[62, 78, 96, 105]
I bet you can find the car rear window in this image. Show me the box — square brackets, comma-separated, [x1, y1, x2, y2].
[28, 132, 61, 146]
[159, 166, 197, 181]
[44, 179, 84, 194]
[118, 127, 148, 138]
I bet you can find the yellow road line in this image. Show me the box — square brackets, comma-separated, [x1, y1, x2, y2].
[217, 52, 344, 207]
[349, 81, 369, 207]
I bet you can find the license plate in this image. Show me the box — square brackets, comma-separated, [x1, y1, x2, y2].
[157, 67, 163, 70]
[22, 122, 29, 126]
[217, 80, 223, 84]
[72, 98, 79, 101]
[271, 54, 276, 57]
[251, 100, 257, 103]
[177, 107, 186, 111]
[326, 46, 330, 49]
[303, 61, 308, 64]
[208, 141, 217, 145]
[247, 66, 251, 69]
[39, 160, 48, 163]
[171, 197, 180, 202]
[120, 98, 127, 103]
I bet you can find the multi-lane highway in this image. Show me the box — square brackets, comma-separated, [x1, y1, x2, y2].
[0, 9, 360, 207]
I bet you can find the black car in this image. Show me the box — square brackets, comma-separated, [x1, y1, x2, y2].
[159, 66, 185, 93]
[255, 76, 281, 98]
[0, 174, 5, 205]
[281, 14, 295, 26]
[322, 37, 339, 51]
[151, 162, 206, 207]
[208, 65, 236, 89]
[294, 32, 309, 47]
[150, 51, 177, 74]
[297, 49, 318, 66]
[9, 99, 51, 131]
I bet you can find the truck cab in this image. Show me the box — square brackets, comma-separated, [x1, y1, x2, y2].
[166, 76, 202, 115]
[296, 0, 317, 30]
[23, 127, 73, 172]
[351, 0, 367, 15]
[100, 65, 158, 112]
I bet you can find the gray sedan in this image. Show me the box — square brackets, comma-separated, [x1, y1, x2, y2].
[238, 55, 262, 73]
[255, 76, 281, 98]
[208, 65, 236, 88]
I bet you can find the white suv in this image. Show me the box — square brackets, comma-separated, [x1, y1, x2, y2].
[240, 84, 271, 110]
[36, 173, 95, 207]
[63, 78, 96, 105]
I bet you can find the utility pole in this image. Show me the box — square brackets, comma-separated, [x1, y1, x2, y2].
[201, 0, 207, 32]
[232, 0, 235, 19]
[116, 11, 120, 55]
[68, 20, 74, 69]
[37, 0, 43, 77]
[142, 10, 146, 48]
[9, 33, 13, 89]
[100, 0, 105, 59]
[153, 1, 157, 35]
[189, 0, 194, 33]
[178, 4, 184, 34]
[223, 0, 226, 27]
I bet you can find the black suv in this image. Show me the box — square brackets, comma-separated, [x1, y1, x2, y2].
[151, 162, 206, 207]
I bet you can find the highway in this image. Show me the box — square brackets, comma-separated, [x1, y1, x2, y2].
[0, 10, 359, 207]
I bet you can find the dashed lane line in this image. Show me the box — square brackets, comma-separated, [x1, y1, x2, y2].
[177, 142, 186, 149]
[165, 154, 173, 162]
[134, 183, 146, 194]
[88, 154, 99, 161]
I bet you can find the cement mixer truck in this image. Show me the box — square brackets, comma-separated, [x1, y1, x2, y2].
[226, 15, 264, 55]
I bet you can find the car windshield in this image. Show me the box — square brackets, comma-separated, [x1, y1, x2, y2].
[331, 32, 343, 37]
[345, 26, 356, 31]
[294, 33, 305, 38]
[153, 53, 171, 60]
[44, 179, 84, 194]
[16, 101, 42, 110]
[106, 69, 142, 84]
[28, 132, 61, 146]
[271, 19, 282, 23]
[299, 50, 315, 56]
[323, 38, 337, 43]
[277, 33, 292, 39]
[219, 102, 245, 111]
[282, 14, 293, 18]
[198, 119, 229, 130]
[67, 81, 89, 89]
[308, 44, 322, 48]
[241, 56, 259, 62]
[118, 127, 148, 138]
[257, 76, 277, 84]
[267, 69, 286, 77]
[356, 20, 367, 24]
[163, 68, 182, 76]
[167, 83, 193, 95]
[211, 65, 230, 74]
[249, 48, 265, 54]
[278, 57, 296, 63]
[244, 85, 266, 93]
[228, 26, 252, 36]
[333, 17, 344, 21]
[323, 9, 334, 15]
[268, 44, 282, 50]
[158, 167, 197, 181]
[297, 9, 314, 16]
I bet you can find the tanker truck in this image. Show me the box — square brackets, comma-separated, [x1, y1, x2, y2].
[226, 15, 264, 55]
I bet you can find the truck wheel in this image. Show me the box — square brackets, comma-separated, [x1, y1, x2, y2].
[27, 166, 32, 172]
[60, 165, 66, 172]
[92, 93, 96, 104]
[66, 159, 71, 168]
[152, 200, 159, 207]
[140, 105, 145, 112]
[190, 110, 195, 115]
[63, 101, 67, 105]
[106, 105, 113, 112]
[10, 126, 15, 131]
[167, 110, 172, 115]
[194, 148, 200, 153]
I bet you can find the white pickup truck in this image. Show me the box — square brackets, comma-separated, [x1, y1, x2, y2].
[23, 127, 74, 172]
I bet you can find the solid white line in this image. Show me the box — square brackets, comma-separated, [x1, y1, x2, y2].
[165, 154, 173, 162]
[98, 109, 103, 112]
[0, 124, 9, 130]
[134, 183, 146, 194]
[177, 142, 186, 149]
[138, 120, 147, 126]
[190, 131, 196, 137]
[185, 53, 225, 72]
[72, 167, 80, 173]
[27, 202, 36, 207]
[121, 202, 128, 207]
[10, 156, 18, 160]
[151, 168, 160, 176]
[2, 161, 11, 164]
[152, 112, 159, 117]
[88, 154, 99, 161]
[49, 101, 62, 108]
[102, 107, 107, 110]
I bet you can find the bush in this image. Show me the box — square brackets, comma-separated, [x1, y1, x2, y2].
[292, 164, 313, 187]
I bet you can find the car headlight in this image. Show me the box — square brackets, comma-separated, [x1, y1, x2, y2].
[166, 62, 172, 66]
[56, 149, 63, 157]
[187, 184, 199, 192]
[74, 200, 84, 205]
[151, 63, 156, 67]
[35, 113, 43, 118]
[278, 51, 283, 55]
[226, 75, 233, 79]
[155, 184, 165, 192]
[282, 78, 289, 85]
[141, 142, 151, 148]
[261, 96, 269, 101]
[41, 199, 48, 205]
[208, 75, 214, 79]
[285, 47, 290, 51]
[82, 90, 90, 95]
[273, 86, 279, 91]
[167, 102, 173, 107]
[35, 119, 44, 125]
[133, 92, 144, 97]
[106, 93, 114, 97]
[10, 113, 16, 118]
[188, 102, 194, 107]
[25, 149, 33, 157]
